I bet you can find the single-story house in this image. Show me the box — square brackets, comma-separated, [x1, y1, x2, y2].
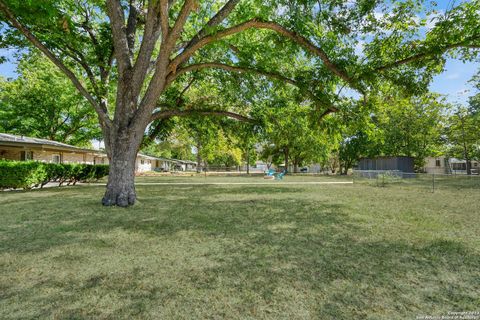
[172, 159, 197, 171]
[0, 133, 103, 164]
[151, 157, 176, 172]
[423, 156, 479, 175]
[0, 133, 191, 173]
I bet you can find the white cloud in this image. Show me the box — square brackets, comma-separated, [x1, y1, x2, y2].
[445, 73, 460, 80]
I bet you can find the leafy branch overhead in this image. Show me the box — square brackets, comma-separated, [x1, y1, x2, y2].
[1, 0, 478, 124]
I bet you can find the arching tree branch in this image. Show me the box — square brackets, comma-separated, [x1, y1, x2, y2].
[169, 18, 353, 85]
[374, 38, 480, 72]
[168, 62, 339, 113]
[62, 44, 102, 97]
[181, 0, 241, 52]
[168, 0, 198, 47]
[167, 62, 298, 86]
[151, 109, 256, 123]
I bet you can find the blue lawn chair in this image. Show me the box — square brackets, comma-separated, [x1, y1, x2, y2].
[274, 169, 287, 180]
[265, 169, 276, 177]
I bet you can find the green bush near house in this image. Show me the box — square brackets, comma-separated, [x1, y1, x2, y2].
[0, 161, 46, 189]
[40, 163, 65, 187]
[0, 160, 109, 190]
[66, 163, 109, 185]
[92, 164, 109, 181]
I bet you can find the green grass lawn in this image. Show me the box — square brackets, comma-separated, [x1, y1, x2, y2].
[1, 175, 479, 319]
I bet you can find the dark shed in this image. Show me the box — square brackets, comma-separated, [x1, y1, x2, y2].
[358, 156, 415, 173]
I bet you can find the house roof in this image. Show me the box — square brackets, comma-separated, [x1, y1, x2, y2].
[172, 159, 197, 164]
[0, 133, 101, 154]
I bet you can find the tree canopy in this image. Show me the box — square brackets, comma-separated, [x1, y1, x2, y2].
[0, 52, 102, 146]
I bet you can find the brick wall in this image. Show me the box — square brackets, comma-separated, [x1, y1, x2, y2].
[62, 152, 90, 164]
[0, 148, 21, 161]
[33, 150, 56, 162]
[94, 156, 109, 165]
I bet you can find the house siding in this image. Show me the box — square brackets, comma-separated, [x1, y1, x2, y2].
[0, 148, 21, 161]
[423, 157, 446, 174]
[136, 158, 153, 172]
[424, 156, 480, 174]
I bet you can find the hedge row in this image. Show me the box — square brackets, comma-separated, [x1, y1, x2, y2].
[0, 161, 109, 190]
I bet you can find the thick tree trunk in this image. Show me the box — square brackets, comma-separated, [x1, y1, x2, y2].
[101, 131, 141, 207]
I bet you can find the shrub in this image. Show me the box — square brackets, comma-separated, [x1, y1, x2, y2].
[0, 161, 47, 190]
[0, 161, 109, 190]
[94, 165, 109, 181]
[78, 164, 97, 183]
[40, 163, 64, 187]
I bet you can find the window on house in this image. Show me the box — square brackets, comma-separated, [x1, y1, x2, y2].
[20, 151, 33, 161]
[435, 159, 441, 167]
[141, 159, 145, 165]
[474, 163, 478, 167]
[52, 154, 61, 164]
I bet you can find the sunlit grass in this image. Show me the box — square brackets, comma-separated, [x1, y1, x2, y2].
[1, 176, 479, 319]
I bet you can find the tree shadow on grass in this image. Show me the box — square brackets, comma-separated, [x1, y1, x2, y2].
[0, 185, 306, 253]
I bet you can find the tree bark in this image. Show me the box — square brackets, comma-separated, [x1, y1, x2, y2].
[101, 130, 141, 207]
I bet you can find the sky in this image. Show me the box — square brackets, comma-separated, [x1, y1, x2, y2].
[0, 0, 478, 106]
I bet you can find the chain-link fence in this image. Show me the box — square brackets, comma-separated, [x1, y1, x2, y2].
[353, 170, 480, 191]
